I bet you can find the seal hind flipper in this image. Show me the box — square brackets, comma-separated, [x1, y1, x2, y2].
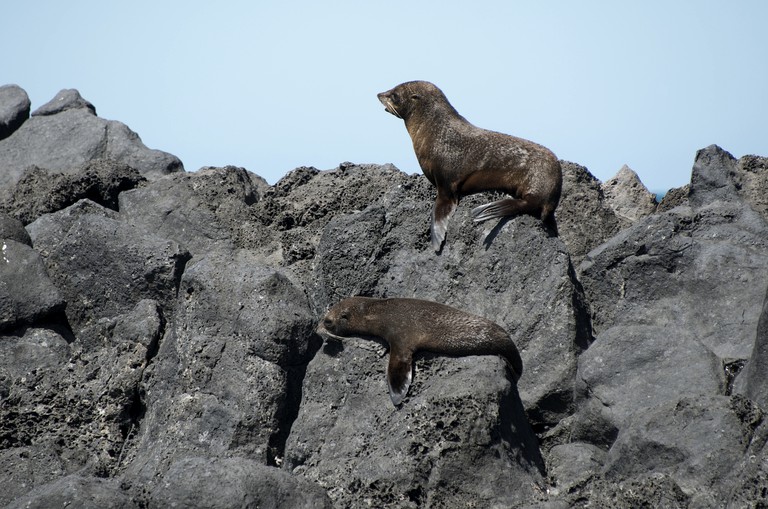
[431, 194, 457, 252]
[471, 197, 538, 223]
[386, 348, 414, 406]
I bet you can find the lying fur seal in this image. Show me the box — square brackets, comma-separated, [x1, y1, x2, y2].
[318, 296, 523, 406]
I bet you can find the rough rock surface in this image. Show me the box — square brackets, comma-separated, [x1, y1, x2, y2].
[0, 84, 30, 140]
[2, 85, 768, 508]
[0, 238, 65, 332]
[0, 159, 146, 225]
[601, 164, 658, 223]
[26, 200, 190, 333]
[0, 88, 181, 200]
[556, 161, 623, 266]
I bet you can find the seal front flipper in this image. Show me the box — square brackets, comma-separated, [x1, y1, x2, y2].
[386, 347, 414, 406]
[431, 194, 457, 252]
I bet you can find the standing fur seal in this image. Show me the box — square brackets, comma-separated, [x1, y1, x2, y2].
[377, 80, 562, 251]
[317, 296, 523, 406]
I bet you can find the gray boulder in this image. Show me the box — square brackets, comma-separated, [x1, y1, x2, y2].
[572, 325, 725, 445]
[0, 88, 182, 197]
[0, 84, 30, 140]
[719, 415, 768, 508]
[579, 146, 768, 357]
[31, 88, 96, 116]
[121, 249, 318, 497]
[733, 154, 768, 222]
[286, 350, 544, 508]
[5, 475, 137, 509]
[655, 153, 767, 221]
[147, 457, 332, 509]
[119, 166, 268, 258]
[26, 199, 190, 332]
[600, 164, 658, 223]
[743, 284, 768, 409]
[1, 159, 146, 225]
[0, 238, 65, 332]
[602, 394, 760, 505]
[550, 145, 768, 506]
[657, 184, 690, 211]
[556, 161, 623, 267]
[0, 300, 162, 503]
[243, 162, 415, 274]
[545, 442, 606, 496]
[0, 213, 31, 245]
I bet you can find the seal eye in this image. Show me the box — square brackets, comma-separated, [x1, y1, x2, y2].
[339, 312, 349, 322]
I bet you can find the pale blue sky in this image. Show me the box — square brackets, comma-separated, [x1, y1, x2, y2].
[5, 1, 767, 192]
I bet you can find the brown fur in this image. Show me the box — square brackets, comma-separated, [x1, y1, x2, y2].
[377, 80, 562, 251]
[317, 296, 523, 406]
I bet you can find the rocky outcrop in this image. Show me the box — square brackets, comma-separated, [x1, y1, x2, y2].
[2, 85, 768, 508]
[0, 84, 30, 140]
[1, 159, 146, 225]
[0, 88, 181, 202]
[556, 161, 623, 266]
[601, 164, 658, 223]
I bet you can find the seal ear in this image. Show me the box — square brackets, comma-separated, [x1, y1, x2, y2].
[386, 348, 413, 407]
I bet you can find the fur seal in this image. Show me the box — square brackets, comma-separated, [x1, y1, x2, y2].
[317, 296, 523, 406]
[377, 80, 562, 251]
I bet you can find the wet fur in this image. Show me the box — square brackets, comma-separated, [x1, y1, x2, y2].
[378, 80, 562, 251]
[319, 296, 523, 406]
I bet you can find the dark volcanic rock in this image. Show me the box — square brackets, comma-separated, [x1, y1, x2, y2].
[26, 199, 190, 332]
[119, 166, 268, 258]
[287, 351, 544, 508]
[147, 457, 333, 509]
[604, 395, 751, 486]
[1, 159, 146, 225]
[556, 161, 623, 266]
[657, 184, 690, 211]
[743, 284, 768, 410]
[572, 325, 725, 445]
[559, 145, 768, 506]
[578, 146, 768, 355]
[0, 238, 65, 332]
[0, 87, 182, 198]
[600, 164, 658, 223]
[0, 213, 31, 246]
[734, 153, 768, 222]
[0, 300, 162, 504]
[244, 162, 414, 274]
[120, 249, 318, 499]
[5, 475, 137, 509]
[0, 84, 30, 140]
[31, 88, 96, 116]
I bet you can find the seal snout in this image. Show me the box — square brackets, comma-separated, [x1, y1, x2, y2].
[377, 91, 402, 118]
